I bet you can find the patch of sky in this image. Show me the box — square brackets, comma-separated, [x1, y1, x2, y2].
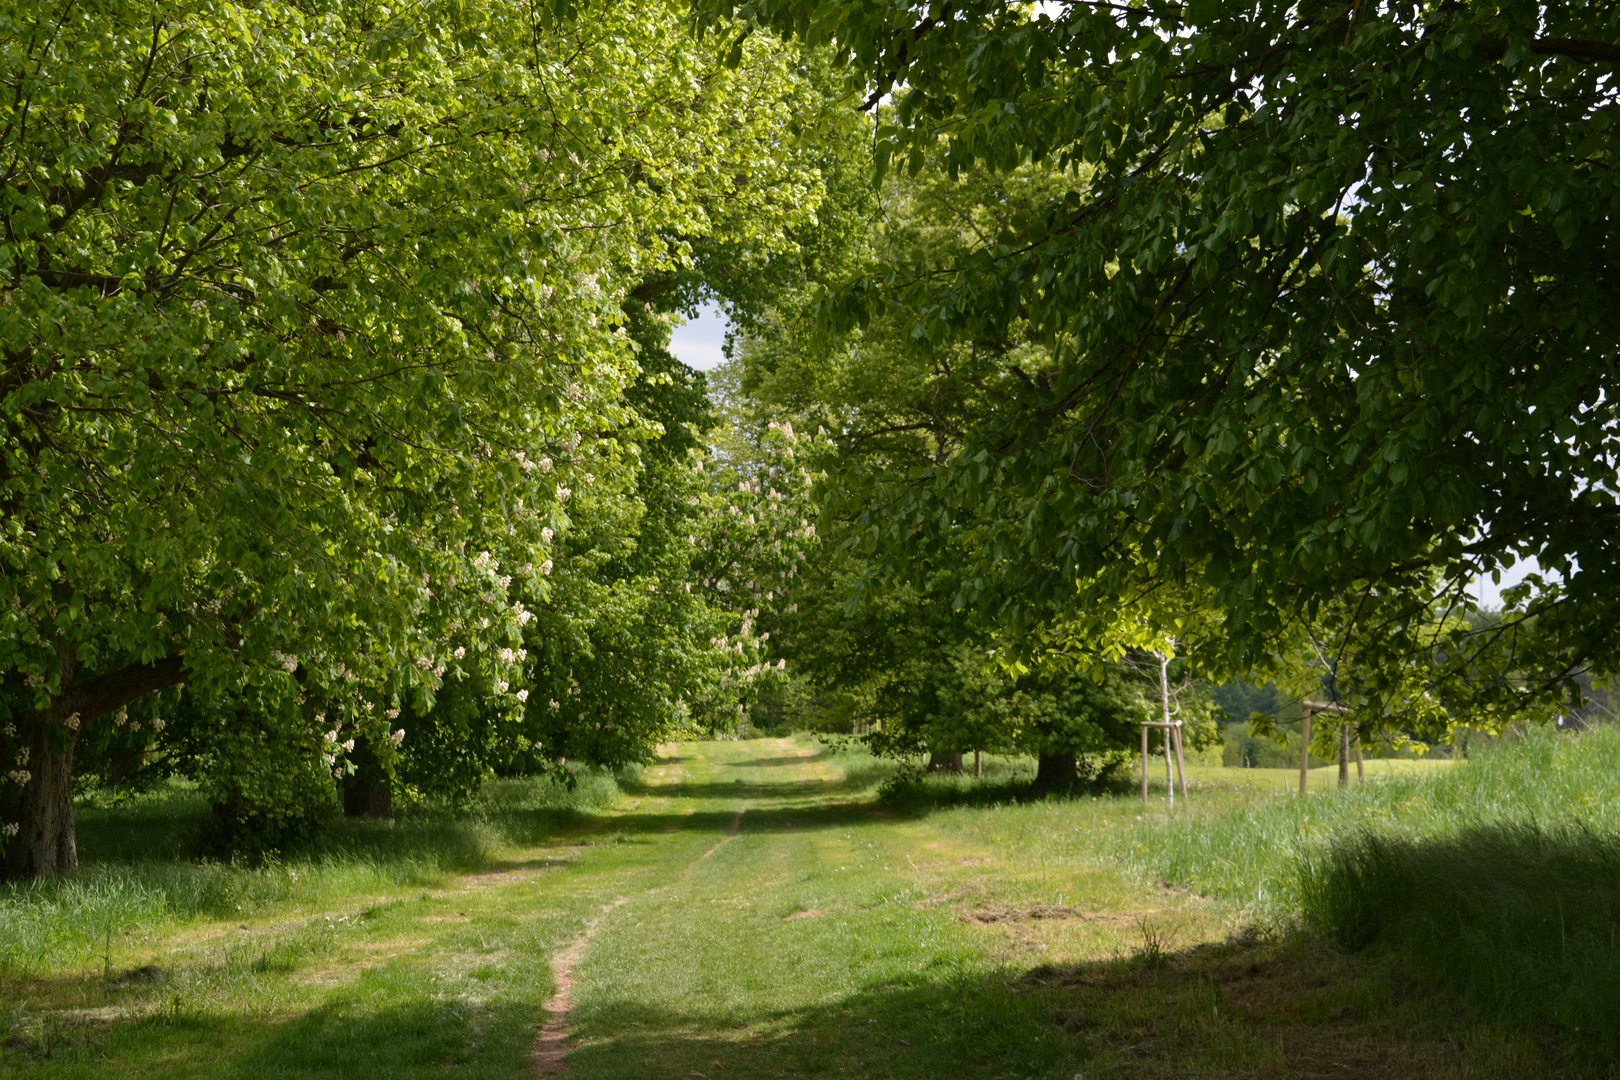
[668, 301, 730, 371]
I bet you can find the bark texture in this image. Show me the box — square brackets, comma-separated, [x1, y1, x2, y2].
[2, 651, 188, 880]
[0, 713, 77, 878]
[1031, 751, 1079, 793]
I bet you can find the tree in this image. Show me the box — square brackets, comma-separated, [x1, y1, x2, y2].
[0, 0, 819, 876]
[698, 0, 1620, 731]
[711, 158, 1217, 780]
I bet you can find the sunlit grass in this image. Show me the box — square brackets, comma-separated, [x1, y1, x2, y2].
[812, 725, 1620, 1071]
[5, 732, 1611, 1078]
[0, 771, 622, 978]
[1116, 724, 1620, 917]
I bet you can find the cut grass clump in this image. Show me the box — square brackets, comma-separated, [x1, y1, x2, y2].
[1301, 822, 1620, 1064]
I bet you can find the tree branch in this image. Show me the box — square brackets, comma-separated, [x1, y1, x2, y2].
[61, 654, 189, 722]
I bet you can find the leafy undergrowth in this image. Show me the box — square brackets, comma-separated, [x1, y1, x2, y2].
[0, 770, 622, 977]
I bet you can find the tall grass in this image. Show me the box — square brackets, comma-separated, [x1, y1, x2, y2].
[0, 769, 623, 976]
[1118, 724, 1620, 917]
[1300, 822, 1620, 1059]
[1114, 725, 1620, 1064]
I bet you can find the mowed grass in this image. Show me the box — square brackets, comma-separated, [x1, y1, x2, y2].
[3, 731, 1613, 1079]
[0, 772, 635, 1078]
[0, 771, 623, 977]
[869, 725, 1620, 1074]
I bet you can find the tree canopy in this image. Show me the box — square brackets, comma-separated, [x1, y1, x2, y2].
[0, 0, 826, 875]
[696, 0, 1620, 728]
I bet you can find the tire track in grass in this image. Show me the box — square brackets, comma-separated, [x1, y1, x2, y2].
[700, 809, 745, 860]
[532, 896, 628, 1075]
[531, 810, 746, 1074]
[533, 746, 748, 1074]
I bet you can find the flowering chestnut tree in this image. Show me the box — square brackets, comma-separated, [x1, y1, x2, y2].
[0, 0, 820, 876]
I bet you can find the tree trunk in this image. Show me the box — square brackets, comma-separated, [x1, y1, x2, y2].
[342, 738, 393, 819]
[1, 714, 78, 879]
[1032, 751, 1079, 793]
[107, 747, 146, 792]
[2, 650, 188, 880]
[927, 750, 963, 774]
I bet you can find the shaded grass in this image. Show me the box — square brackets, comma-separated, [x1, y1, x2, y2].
[1301, 822, 1620, 1065]
[0, 771, 621, 977]
[1114, 724, 1620, 918]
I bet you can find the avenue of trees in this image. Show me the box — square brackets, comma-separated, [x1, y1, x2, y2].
[701, 0, 1618, 737]
[3, 0, 1615, 878]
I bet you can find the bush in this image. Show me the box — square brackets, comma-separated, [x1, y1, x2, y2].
[195, 719, 338, 858]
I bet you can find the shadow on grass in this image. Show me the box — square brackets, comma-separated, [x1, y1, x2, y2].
[567, 970, 1086, 1080]
[721, 749, 837, 768]
[5, 964, 1082, 1079]
[1, 995, 547, 1079]
[69, 792, 606, 877]
[1304, 822, 1620, 1070]
[621, 776, 875, 801]
[562, 925, 1565, 1080]
[2, 923, 1568, 1080]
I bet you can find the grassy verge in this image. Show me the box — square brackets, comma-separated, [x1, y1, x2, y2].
[1301, 821, 1620, 1064]
[1, 770, 622, 977]
[1117, 724, 1620, 918]
[826, 726, 1620, 1073]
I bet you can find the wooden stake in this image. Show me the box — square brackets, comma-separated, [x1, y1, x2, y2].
[1142, 724, 1150, 804]
[1300, 708, 1312, 796]
[1164, 726, 1175, 810]
[1172, 722, 1189, 802]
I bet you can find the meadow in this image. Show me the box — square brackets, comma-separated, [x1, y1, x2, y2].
[1, 729, 1615, 1078]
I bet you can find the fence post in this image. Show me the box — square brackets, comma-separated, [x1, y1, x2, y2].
[1338, 724, 1350, 788]
[1299, 706, 1312, 795]
[1172, 722, 1189, 802]
[1141, 724, 1150, 804]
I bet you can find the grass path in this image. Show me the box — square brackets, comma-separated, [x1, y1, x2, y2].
[3, 739, 1555, 1079]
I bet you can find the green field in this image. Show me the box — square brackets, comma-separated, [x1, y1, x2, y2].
[3, 735, 1614, 1079]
